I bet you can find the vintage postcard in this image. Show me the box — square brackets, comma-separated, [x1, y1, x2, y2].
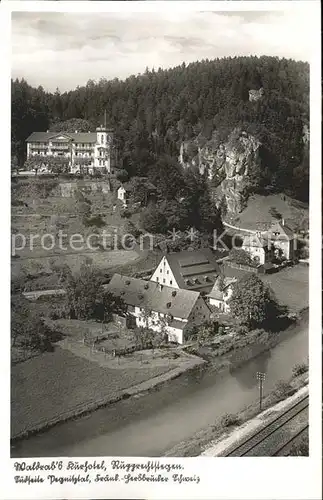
[0, 1, 321, 499]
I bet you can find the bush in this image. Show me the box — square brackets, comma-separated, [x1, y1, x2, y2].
[292, 362, 308, 377]
[83, 215, 106, 228]
[273, 380, 295, 399]
[49, 305, 68, 320]
[218, 326, 226, 336]
[120, 209, 132, 219]
[235, 325, 249, 335]
[220, 413, 240, 427]
[229, 248, 252, 266]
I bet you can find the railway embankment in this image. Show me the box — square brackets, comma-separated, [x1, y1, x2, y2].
[201, 383, 308, 457]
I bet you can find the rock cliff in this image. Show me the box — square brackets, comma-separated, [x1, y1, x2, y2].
[179, 128, 261, 216]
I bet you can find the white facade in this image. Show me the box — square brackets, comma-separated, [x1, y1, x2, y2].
[117, 186, 131, 206]
[208, 286, 234, 313]
[241, 243, 266, 265]
[131, 295, 211, 344]
[26, 127, 114, 174]
[150, 256, 178, 288]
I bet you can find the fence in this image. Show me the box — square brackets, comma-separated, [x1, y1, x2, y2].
[225, 261, 260, 273]
[83, 335, 159, 358]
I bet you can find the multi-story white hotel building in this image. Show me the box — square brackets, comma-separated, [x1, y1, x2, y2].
[25, 126, 115, 174]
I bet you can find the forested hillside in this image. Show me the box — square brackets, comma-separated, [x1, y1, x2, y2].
[12, 55, 309, 202]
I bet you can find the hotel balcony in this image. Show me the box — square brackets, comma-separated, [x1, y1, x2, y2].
[51, 145, 70, 151]
[30, 144, 48, 150]
[74, 146, 93, 153]
[52, 152, 71, 157]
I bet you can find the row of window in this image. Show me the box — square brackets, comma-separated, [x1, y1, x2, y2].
[29, 142, 105, 149]
[156, 277, 173, 285]
[29, 152, 106, 159]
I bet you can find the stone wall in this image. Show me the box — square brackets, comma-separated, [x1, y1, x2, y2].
[58, 180, 111, 198]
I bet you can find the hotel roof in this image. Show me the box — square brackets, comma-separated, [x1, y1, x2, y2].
[26, 131, 109, 144]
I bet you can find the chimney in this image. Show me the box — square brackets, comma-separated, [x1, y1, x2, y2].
[75, 130, 78, 134]
[281, 218, 285, 226]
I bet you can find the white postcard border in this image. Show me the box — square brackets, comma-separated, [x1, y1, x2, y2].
[0, 2, 321, 499]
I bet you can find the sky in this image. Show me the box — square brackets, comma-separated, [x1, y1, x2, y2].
[11, 9, 314, 92]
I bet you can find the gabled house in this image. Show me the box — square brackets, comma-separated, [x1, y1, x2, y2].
[117, 184, 131, 206]
[150, 249, 221, 294]
[241, 233, 272, 265]
[206, 277, 237, 313]
[117, 178, 157, 207]
[265, 220, 295, 260]
[105, 273, 211, 344]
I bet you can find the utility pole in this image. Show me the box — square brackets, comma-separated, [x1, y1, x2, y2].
[256, 372, 265, 411]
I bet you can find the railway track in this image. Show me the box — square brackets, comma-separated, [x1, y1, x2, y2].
[225, 395, 309, 457]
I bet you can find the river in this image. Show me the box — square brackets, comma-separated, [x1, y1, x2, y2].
[12, 314, 308, 458]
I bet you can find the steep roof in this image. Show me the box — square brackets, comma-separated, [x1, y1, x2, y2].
[26, 131, 97, 144]
[242, 234, 268, 249]
[207, 277, 236, 301]
[164, 248, 221, 293]
[267, 221, 294, 241]
[104, 274, 200, 319]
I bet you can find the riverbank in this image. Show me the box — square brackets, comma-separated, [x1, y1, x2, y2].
[11, 347, 205, 442]
[11, 309, 307, 446]
[11, 316, 308, 458]
[165, 371, 309, 457]
[188, 308, 308, 374]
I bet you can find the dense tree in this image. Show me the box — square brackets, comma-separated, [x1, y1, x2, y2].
[140, 204, 167, 234]
[11, 56, 309, 201]
[11, 296, 56, 352]
[228, 274, 279, 328]
[62, 264, 125, 320]
[49, 118, 94, 133]
[229, 248, 253, 266]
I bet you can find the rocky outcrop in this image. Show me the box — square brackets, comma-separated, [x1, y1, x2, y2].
[179, 129, 261, 216]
